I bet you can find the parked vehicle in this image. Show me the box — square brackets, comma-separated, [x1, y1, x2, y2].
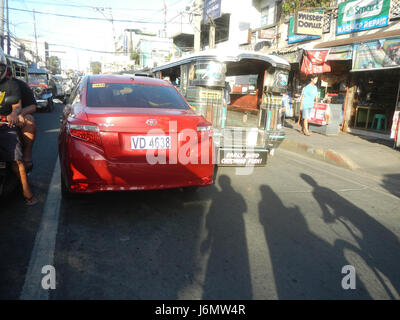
[62, 77, 77, 104]
[28, 67, 54, 112]
[153, 49, 290, 166]
[58, 74, 214, 196]
[5, 55, 28, 82]
[49, 75, 65, 99]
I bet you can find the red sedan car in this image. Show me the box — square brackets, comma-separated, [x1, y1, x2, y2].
[58, 75, 214, 195]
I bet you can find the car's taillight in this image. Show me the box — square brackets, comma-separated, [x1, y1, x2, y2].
[67, 121, 102, 148]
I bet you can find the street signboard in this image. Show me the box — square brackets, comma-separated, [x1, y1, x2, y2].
[309, 103, 329, 125]
[288, 15, 321, 44]
[294, 11, 324, 36]
[203, 0, 222, 24]
[337, 0, 390, 35]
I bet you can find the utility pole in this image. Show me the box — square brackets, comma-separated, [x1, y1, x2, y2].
[6, 0, 10, 54]
[94, 7, 117, 54]
[163, 1, 167, 38]
[1, 0, 4, 50]
[33, 9, 39, 63]
[107, 7, 117, 53]
[209, 20, 215, 49]
[193, 0, 202, 52]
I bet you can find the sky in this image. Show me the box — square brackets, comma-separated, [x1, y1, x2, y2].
[7, 0, 194, 70]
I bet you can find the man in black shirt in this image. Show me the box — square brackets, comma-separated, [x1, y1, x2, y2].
[6, 61, 37, 170]
[0, 50, 37, 205]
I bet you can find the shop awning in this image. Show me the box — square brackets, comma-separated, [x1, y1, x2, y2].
[314, 29, 400, 48]
[271, 46, 303, 64]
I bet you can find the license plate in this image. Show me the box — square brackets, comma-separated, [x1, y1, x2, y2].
[131, 136, 171, 150]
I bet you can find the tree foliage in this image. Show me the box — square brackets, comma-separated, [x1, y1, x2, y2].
[281, 0, 332, 15]
[90, 61, 102, 74]
[130, 50, 140, 65]
[47, 56, 61, 75]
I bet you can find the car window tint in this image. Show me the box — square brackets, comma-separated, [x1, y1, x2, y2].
[86, 83, 189, 110]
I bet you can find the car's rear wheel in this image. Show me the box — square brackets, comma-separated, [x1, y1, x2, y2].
[61, 173, 75, 199]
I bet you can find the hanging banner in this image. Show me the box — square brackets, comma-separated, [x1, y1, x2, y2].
[288, 15, 321, 44]
[294, 11, 324, 36]
[327, 45, 353, 60]
[301, 49, 331, 75]
[352, 37, 400, 71]
[337, 0, 390, 35]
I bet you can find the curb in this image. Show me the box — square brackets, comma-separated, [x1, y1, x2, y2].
[280, 139, 359, 170]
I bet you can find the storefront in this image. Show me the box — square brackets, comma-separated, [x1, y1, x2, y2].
[276, 46, 352, 127]
[314, 30, 400, 137]
[349, 38, 400, 135]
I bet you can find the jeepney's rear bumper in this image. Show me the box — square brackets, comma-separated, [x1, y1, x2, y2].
[215, 130, 285, 166]
[36, 99, 49, 108]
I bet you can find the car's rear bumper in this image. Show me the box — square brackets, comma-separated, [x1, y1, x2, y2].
[61, 138, 214, 193]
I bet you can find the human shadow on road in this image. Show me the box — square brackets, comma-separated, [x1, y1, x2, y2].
[301, 174, 400, 299]
[381, 173, 400, 198]
[258, 184, 372, 299]
[201, 175, 252, 299]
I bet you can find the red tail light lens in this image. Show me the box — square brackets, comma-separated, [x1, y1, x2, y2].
[67, 120, 102, 148]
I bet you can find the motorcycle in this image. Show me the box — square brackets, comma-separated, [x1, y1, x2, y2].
[0, 96, 23, 198]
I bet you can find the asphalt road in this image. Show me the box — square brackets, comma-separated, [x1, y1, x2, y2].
[1, 103, 400, 300]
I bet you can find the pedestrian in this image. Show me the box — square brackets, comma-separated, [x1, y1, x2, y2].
[296, 91, 303, 126]
[299, 74, 319, 136]
[281, 91, 289, 126]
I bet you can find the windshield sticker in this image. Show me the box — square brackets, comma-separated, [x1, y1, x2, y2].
[92, 83, 106, 88]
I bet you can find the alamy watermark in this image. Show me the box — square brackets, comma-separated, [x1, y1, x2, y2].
[139, 121, 281, 176]
[341, 265, 356, 290]
[41, 265, 56, 290]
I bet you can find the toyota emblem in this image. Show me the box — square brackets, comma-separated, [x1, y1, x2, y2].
[146, 119, 157, 126]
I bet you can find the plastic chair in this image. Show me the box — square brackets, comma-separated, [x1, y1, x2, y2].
[371, 114, 387, 131]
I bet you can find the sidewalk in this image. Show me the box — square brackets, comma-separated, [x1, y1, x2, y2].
[279, 120, 400, 180]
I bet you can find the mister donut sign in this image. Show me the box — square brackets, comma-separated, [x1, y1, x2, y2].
[294, 11, 324, 36]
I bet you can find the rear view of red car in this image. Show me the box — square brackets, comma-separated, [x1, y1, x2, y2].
[58, 75, 215, 195]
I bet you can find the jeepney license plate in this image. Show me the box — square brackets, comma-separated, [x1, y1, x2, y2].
[218, 149, 268, 166]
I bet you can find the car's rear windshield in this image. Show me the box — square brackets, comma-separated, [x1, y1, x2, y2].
[86, 82, 189, 110]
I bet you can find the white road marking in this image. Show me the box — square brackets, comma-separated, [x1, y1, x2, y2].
[20, 159, 62, 300]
